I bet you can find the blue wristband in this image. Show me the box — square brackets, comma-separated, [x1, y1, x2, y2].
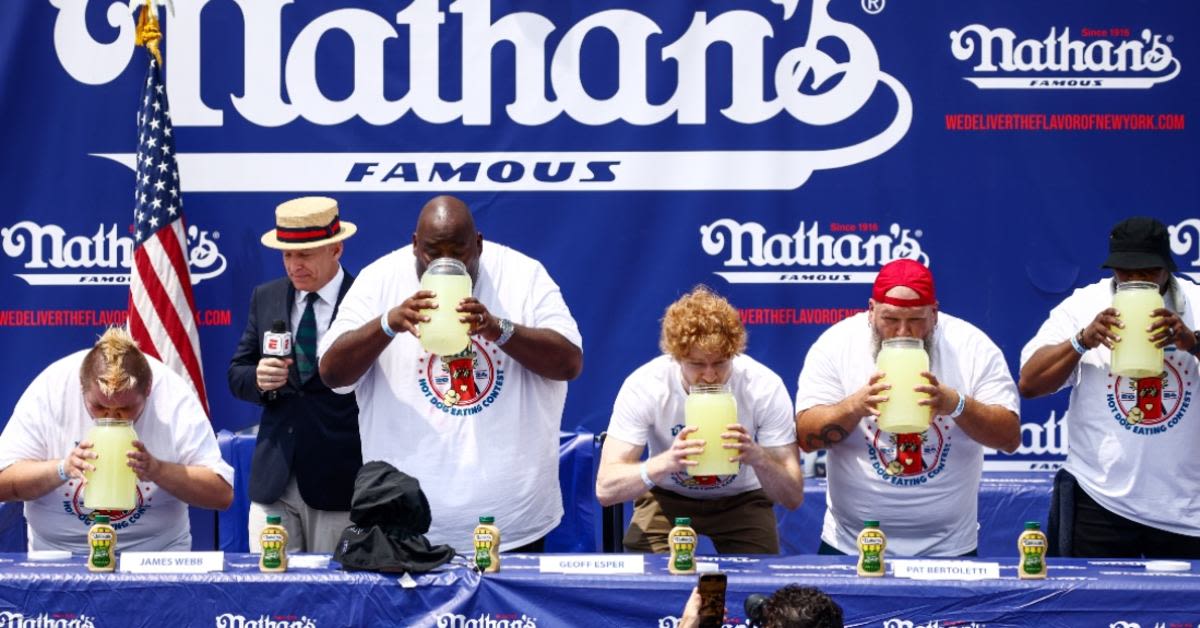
[380, 313, 397, 338]
[948, 391, 967, 419]
[1069, 331, 1087, 355]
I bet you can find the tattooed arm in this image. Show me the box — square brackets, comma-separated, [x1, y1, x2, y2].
[794, 372, 887, 453]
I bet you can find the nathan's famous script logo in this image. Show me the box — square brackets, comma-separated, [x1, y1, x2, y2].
[1106, 355, 1192, 437]
[0, 221, 225, 286]
[54, 0, 911, 192]
[417, 340, 505, 416]
[700, 219, 927, 285]
[883, 620, 987, 628]
[1170, 218, 1200, 284]
[435, 613, 537, 628]
[0, 613, 95, 628]
[215, 614, 317, 628]
[950, 25, 1179, 89]
[866, 418, 952, 487]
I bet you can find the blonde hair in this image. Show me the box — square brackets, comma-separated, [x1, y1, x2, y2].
[659, 285, 747, 360]
[79, 327, 152, 396]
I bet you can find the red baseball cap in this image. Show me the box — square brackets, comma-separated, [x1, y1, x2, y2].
[872, 259, 936, 307]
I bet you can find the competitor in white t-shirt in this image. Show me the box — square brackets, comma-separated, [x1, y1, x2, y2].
[0, 328, 234, 552]
[1019, 216, 1200, 558]
[319, 195, 583, 555]
[596, 286, 803, 554]
[795, 259, 1020, 557]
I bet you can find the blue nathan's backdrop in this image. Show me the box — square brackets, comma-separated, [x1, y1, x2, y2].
[0, 0, 1197, 477]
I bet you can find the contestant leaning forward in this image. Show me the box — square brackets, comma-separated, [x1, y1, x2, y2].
[228, 197, 362, 554]
[596, 286, 803, 554]
[318, 195, 583, 554]
[0, 328, 233, 551]
[1019, 216, 1200, 558]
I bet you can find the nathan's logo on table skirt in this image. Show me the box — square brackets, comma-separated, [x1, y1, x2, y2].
[56, 0, 912, 192]
[0, 613, 95, 628]
[434, 614, 537, 628]
[0, 221, 225, 287]
[214, 615, 316, 628]
[701, 219, 928, 285]
[950, 25, 1179, 90]
[883, 620, 986, 628]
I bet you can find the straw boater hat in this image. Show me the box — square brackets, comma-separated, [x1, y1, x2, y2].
[260, 196, 357, 250]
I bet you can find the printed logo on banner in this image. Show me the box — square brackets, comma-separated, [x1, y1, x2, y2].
[51, 0, 913, 192]
[950, 25, 1179, 89]
[656, 617, 749, 628]
[1109, 622, 1170, 628]
[0, 612, 95, 628]
[214, 615, 317, 628]
[983, 411, 1068, 472]
[433, 613, 537, 628]
[0, 221, 226, 286]
[1170, 219, 1200, 284]
[1105, 355, 1192, 437]
[416, 341, 505, 416]
[882, 620, 986, 628]
[701, 219, 928, 285]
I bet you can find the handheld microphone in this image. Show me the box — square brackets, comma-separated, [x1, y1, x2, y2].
[261, 319, 292, 401]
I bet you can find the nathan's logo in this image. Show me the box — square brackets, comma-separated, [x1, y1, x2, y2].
[656, 617, 750, 628]
[54, 0, 911, 192]
[0, 221, 226, 286]
[214, 615, 316, 628]
[950, 25, 1179, 89]
[1170, 218, 1200, 284]
[883, 620, 987, 628]
[434, 613, 537, 628]
[701, 219, 928, 285]
[0, 612, 95, 628]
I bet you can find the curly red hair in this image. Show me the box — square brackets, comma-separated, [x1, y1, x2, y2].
[660, 285, 746, 360]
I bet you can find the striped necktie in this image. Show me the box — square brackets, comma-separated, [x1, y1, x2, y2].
[295, 292, 319, 383]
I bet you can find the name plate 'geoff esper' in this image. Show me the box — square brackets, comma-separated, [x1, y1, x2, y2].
[120, 551, 225, 573]
[538, 555, 644, 575]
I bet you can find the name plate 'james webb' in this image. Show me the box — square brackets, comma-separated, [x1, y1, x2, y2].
[120, 551, 224, 574]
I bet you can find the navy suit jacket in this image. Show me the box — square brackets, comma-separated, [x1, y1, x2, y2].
[227, 274, 362, 511]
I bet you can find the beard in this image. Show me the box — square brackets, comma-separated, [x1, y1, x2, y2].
[871, 324, 937, 366]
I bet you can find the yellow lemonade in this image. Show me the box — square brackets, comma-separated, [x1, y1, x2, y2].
[419, 271, 473, 356]
[685, 385, 739, 476]
[1111, 281, 1164, 378]
[876, 338, 932, 434]
[83, 420, 138, 511]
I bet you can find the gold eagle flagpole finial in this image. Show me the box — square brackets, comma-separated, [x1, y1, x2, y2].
[134, 0, 163, 66]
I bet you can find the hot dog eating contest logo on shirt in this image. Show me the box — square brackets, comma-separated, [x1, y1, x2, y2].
[1106, 353, 1192, 435]
[417, 340, 506, 416]
[666, 424, 737, 491]
[865, 417, 953, 486]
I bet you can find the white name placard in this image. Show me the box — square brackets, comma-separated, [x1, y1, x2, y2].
[120, 551, 225, 574]
[891, 559, 1000, 581]
[539, 555, 644, 575]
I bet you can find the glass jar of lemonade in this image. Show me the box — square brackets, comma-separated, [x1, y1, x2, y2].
[418, 257, 473, 356]
[83, 419, 138, 511]
[1111, 281, 1164, 378]
[685, 383, 739, 476]
[876, 338, 932, 434]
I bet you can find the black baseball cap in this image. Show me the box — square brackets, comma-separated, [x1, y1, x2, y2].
[1101, 216, 1177, 272]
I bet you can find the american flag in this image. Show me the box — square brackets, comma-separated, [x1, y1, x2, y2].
[127, 55, 210, 416]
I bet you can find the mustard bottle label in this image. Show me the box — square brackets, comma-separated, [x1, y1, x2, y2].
[89, 530, 114, 569]
[671, 532, 696, 572]
[261, 532, 285, 570]
[474, 531, 495, 570]
[1020, 536, 1046, 575]
[859, 535, 884, 574]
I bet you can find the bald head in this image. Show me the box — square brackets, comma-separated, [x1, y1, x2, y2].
[413, 195, 483, 281]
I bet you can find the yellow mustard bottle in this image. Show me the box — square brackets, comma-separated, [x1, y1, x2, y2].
[259, 514, 288, 573]
[1018, 521, 1048, 579]
[473, 516, 501, 573]
[87, 514, 117, 573]
[668, 517, 697, 575]
[857, 520, 886, 577]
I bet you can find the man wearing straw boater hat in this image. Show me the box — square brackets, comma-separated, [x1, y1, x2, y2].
[228, 196, 363, 554]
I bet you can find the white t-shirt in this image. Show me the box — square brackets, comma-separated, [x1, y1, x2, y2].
[1019, 277, 1200, 536]
[795, 312, 1019, 557]
[320, 243, 583, 554]
[606, 354, 797, 498]
[0, 352, 234, 552]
